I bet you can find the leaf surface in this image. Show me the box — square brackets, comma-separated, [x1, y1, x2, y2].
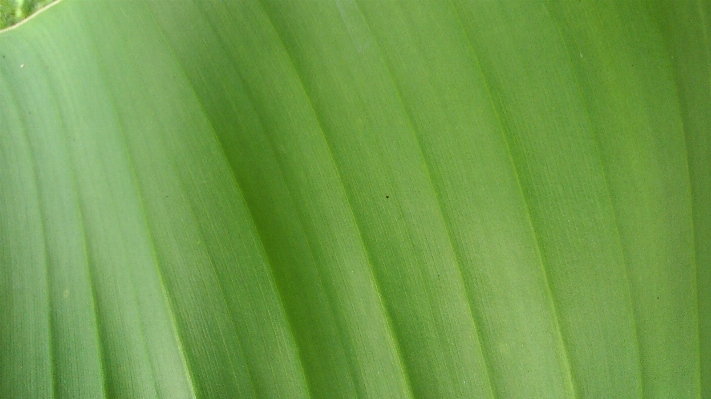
[0, 1, 708, 398]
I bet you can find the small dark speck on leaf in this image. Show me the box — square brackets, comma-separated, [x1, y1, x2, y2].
[386, 195, 389, 199]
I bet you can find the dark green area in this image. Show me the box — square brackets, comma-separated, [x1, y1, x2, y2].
[0, 0, 55, 29]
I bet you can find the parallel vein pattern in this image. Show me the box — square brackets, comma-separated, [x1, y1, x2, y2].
[0, 1, 709, 398]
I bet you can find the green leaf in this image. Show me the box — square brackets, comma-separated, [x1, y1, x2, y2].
[0, 0, 58, 29]
[0, 1, 708, 398]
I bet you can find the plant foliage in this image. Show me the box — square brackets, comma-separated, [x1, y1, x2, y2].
[0, 0, 56, 29]
[0, 1, 709, 398]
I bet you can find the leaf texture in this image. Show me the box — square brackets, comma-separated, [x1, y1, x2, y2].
[0, 1, 708, 398]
